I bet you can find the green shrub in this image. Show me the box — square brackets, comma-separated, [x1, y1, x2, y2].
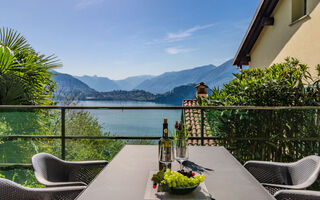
[202, 58, 320, 163]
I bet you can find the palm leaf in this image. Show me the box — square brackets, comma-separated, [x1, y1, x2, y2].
[0, 27, 30, 53]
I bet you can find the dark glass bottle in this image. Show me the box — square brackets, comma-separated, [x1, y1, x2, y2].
[158, 118, 172, 171]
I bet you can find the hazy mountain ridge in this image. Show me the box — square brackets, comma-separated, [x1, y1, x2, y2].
[58, 59, 236, 94]
[75, 75, 120, 92]
[51, 70, 198, 104]
[153, 84, 197, 104]
[71, 85, 196, 104]
[97, 90, 156, 101]
[52, 59, 237, 103]
[135, 59, 237, 94]
[114, 75, 154, 91]
[134, 65, 216, 94]
[52, 71, 98, 99]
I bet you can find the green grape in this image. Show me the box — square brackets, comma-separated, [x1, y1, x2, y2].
[172, 181, 177, 188]
[160, 171, 205, 188]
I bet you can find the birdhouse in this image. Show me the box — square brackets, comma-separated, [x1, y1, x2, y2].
[195, 82, 208, 98]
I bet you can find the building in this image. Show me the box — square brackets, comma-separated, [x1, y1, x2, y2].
[233, 0, 320, 77]
[195, 82, 208, 98]
[183, 82, 213, 146]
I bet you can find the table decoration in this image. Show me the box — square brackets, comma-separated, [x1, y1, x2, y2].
[151, 169, 205, 194]
[145, 171, 211, 200]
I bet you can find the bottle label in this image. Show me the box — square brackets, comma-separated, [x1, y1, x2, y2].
[163, 129, 168, 134]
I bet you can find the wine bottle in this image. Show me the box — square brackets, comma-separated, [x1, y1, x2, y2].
[158, 118, 172, 171]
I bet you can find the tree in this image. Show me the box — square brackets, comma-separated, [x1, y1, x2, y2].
[0, 27, 60, 105]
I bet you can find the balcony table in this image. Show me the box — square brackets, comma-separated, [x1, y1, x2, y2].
[76, 145, 276, 200]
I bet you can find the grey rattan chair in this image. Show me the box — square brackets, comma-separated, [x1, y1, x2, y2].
[244, 155, 320, 195]
[0, 178, 85, 200]
[32, 153, 108, 187]
[274, 190, 320, 200]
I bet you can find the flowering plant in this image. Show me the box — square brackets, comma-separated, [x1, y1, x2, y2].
[173, 120, 191, 141]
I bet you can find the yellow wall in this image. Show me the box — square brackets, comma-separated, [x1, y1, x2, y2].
[249, 0, 320, 78]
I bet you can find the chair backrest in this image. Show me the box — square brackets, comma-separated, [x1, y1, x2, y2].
[32, 153, 69, 184]
[288, 155, 320, 186]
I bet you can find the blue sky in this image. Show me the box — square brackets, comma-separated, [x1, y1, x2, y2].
[1, 0, 260, 79]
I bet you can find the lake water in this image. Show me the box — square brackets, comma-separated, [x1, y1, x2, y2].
[78, 101, 182, 137]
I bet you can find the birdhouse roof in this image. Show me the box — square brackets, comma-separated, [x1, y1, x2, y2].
[195, 82, 208, 88]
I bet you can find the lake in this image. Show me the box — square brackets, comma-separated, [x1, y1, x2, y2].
[78, 101, 182, 137]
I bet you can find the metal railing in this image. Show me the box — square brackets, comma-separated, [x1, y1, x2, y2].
[1, 105, 320, 170]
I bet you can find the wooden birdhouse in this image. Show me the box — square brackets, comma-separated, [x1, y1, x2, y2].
[195, 82, 208, 98]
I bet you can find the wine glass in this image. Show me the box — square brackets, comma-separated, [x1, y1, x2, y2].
[174, 139, 189, 170]
[159, 145, 174, 170]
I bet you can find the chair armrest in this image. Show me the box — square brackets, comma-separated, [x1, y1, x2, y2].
[244, 161, 291, 185]
[30, 185, 86, 200]
[44, 181, 87, 187]
[35, 175, 87, 187]
[244, 160, 290, 168]
[274, 190, 320, 200]
[262, 183, 307, 195]
[67, 160, 108, 167]
[262, 183, 306, 190]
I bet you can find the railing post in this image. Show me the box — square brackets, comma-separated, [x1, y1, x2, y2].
[61, 108, 66, 160]
[200, 108, 204, 146]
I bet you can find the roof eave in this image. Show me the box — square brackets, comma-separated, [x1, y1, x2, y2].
[233, 0, 279, 67]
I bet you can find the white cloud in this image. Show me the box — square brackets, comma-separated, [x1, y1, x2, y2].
[146, 23, 216, 45]
[165, 47, 195, 55]
[75, 0, 104, 9]
[167, 24, 216, 40]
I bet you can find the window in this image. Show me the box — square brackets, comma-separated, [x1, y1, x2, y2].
[292, 0, 307, 22]
[198, 88, 206, 94]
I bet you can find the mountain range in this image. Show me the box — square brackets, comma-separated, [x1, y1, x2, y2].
[69, 58, 237, 94]
[75, 75, 154, 92]
[52, 58, 238, 103]
[136, 59, 236, 93]
[52, 71, 97, 99]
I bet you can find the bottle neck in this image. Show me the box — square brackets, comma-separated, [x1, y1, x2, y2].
[163, 123, 168, 138]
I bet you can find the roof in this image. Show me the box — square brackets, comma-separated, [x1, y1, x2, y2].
[233, 0, 279, 66]
[195, 82, 208, 88]
[183, 99, 214, 146]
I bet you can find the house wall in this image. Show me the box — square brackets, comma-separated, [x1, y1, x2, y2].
[249, 0, 320, 78]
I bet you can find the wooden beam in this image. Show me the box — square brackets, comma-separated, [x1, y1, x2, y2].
[262, 17, 274, 26]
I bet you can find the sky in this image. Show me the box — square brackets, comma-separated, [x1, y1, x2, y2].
[0, 0, 260, 80]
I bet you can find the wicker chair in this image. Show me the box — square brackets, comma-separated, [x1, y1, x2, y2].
[32, 153, 108, 187]
[244, 155, 320, 195]
[0, 178, 85, 200]
[274, 190, 320, 200]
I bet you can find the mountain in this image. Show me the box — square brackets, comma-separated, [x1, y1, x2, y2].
[75, 75, 153, 92]
[135, 59, 237, 94]
[61, 83, 197, 105]
[51, 58, 237, 102]
[154, 84, 197, 105]
[97, 90, 155, 101]
[75, 75, 120, 92]
[52, 71, 98, 99]
[114, 75, 154, 91]
[200, 59, 239, 88]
